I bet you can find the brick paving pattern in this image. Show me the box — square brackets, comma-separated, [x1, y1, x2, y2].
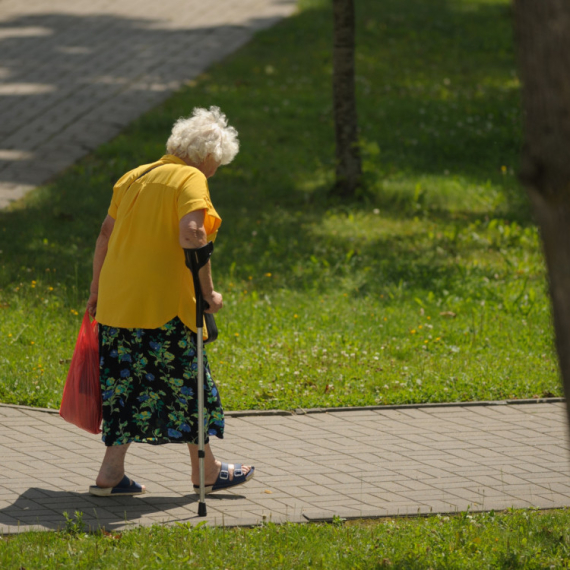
[1, 401, 569, 533]
[0, 0, 297, 208]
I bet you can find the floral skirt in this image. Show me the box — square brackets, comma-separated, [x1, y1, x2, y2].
[98, 317, 224, 446]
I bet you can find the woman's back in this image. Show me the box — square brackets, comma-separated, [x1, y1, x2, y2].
[96, 154, 221, 330]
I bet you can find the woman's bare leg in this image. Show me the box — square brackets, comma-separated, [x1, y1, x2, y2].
[187, 443, 251, 486]
[95, 443, 145, 490]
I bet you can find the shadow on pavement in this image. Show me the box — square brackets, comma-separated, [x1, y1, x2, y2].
[0, 487, 245, 531]
[0, 9, 290, 189]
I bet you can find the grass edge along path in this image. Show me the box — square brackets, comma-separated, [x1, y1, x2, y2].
[1, 509, 570, 569]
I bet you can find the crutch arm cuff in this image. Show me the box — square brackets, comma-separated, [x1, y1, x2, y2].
[184, 241, 214, 274]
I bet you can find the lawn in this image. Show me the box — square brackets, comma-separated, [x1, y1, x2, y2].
[1, 0, 567, 564]
[2, 510, 570, 569]
[0, 0, 560, 413]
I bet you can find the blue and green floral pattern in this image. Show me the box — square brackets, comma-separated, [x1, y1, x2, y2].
[99, 317, 224, 446]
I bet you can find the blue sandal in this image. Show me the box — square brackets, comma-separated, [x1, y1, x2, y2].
[89, 475, 146, 497]
[193, 463, 255, 495]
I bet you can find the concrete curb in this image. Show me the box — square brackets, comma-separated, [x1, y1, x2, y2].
[301, 505, 570, 523]
[293, 397, 567, 415]
[1, 397, 565, 418]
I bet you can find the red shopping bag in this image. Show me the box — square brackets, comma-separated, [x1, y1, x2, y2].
[59, 310, 102, 434]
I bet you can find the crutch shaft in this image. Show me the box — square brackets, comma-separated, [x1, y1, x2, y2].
[197, 325, 206, 511]
[184, 242, 215, 518]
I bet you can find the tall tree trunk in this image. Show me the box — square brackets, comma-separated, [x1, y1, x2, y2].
[332, 0, 362, 198]
[513, 0, 570, 433]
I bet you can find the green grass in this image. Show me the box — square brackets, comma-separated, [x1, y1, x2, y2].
[2, 510, 570, 569]
[0, 0, 560, 410]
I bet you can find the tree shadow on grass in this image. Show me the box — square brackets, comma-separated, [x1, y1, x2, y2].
[0, 0, 529, 301]
[0, 7, 293, 190]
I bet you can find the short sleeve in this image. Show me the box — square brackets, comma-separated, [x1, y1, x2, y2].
[108, 192, 119, 219]
[108, 170, 133, 219]
[177, 172, 209, 220]
[107, 184, 123, 219]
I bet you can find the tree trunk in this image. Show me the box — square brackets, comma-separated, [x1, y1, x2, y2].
[332, 0, 362, 198]
[513, 0, 570, 433]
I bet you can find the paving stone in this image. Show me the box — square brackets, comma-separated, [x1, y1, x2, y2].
[0, 0, 298, 208]
[1, 402, 570, 532]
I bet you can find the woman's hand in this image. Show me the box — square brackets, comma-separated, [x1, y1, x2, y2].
[87, 292, 98, 318]
[204, 291, 223, 313]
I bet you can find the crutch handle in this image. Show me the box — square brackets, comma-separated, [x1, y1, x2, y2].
[184, 242, 215, 327]
[184, 243, 218, 343]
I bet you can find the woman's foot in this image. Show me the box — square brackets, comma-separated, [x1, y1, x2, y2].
[188, 443, 254, 493]
[95, 472, 146, 493]
[193, 461, 255, 494]
[192, 460, 253, 487]
[89, 475, 146, 496]
[94, 443, 146, 493]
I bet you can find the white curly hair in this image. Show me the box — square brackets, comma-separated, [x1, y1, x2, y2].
[166, 106, 239, 166]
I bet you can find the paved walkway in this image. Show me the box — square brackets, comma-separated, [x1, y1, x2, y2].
[0, 0, 297, 208]
[1, 401, 569, 533]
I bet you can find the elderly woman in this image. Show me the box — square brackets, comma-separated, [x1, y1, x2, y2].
[86, 106, 254, 496]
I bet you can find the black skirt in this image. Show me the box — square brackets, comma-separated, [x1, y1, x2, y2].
[98, 317, 224, 446]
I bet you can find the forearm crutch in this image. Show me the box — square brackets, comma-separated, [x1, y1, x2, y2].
[185, 241, 215, 517]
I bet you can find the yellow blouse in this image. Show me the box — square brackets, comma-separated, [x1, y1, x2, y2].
[96, 155, 221, 334]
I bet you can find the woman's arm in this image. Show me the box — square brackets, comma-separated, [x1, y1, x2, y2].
[179, 210, 223, 314]
[87, 215, 115, 317]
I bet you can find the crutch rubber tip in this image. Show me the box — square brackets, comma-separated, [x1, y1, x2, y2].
[198, 501, 207, 517]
